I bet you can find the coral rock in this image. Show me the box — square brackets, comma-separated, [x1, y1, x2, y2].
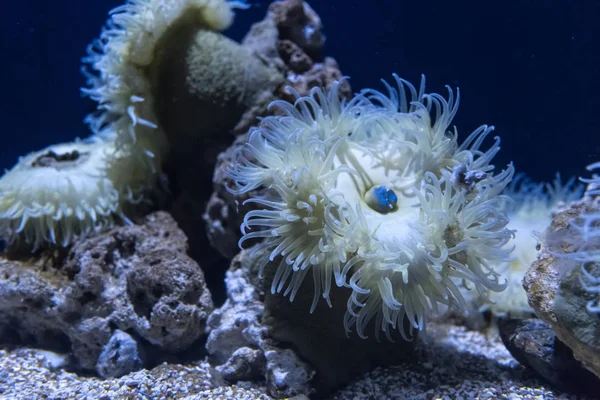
[206, 249, 315, 399]
[277, 57, 352, 104]
[269, 0, 325, 59]
[96, 329, 144, 379]
[0, 212, 213, 373]
[279, 39, 313, 73]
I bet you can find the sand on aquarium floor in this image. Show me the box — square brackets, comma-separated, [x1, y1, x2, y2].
[0, 323, 582, 400]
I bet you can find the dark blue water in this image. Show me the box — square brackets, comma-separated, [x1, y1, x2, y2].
[2, 0, 598, 182]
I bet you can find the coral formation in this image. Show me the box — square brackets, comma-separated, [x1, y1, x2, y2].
[228, 75, 515, 338]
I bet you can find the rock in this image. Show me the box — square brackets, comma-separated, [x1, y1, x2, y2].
[0, 211, 213, 374]
[206, 249, 315, 399]
[498, 317, 600, 393]
[277, 57, 352, 105]
[263, 349, 315, 397]
[242, 17, 284, 72]
[218, 347, 266, 382]
[203, 135, 263, 261]
[279, 39, 313, 73]
[524, 199, 600, 380]
[269, 0, 325, 59]
[96, 330, 144, 379]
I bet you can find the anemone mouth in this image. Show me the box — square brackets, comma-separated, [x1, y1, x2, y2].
[30, 149, 89, 169]
[230, 74, 515, 339]
[364, 185, 398, 214]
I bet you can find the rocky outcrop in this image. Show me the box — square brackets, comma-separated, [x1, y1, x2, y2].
[0, 212, 213, 378]
[205, 249, 315, 399]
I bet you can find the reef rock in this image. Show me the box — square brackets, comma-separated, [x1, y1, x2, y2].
[206, 249, 315, 399]
[524, 199, 600, 380]
[498, 317, 600, 393]
[0, 212, 213, 378]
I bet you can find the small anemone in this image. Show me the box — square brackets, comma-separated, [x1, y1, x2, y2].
[81, 0, 248, 177]
[0, 136, 122, 249]
[0, 130, 162, 250]
[82, 0, 246, 139]
[229, 74, 515, 339]
[482, 173, 584, 316]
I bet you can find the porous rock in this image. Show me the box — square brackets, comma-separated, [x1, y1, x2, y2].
[0, 211, 213, 374]
[269, 0, 325, 59]
[206, 248, 315, 399]
[96, 329, 144, 378]
[276, 56, 352, 104]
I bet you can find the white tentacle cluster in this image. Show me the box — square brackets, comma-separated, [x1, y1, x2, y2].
[229, 75, 516, 339]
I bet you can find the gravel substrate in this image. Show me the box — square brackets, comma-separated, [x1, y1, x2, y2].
[0, 348, 270, 400]
[0, 322, 588, 400]
[331, 323, 581, 400]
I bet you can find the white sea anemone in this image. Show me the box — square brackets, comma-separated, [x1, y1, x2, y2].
[484, 174, 584, 315]
[81, 0, 248, 159]
[0, 135, 122, 249]
[229, 75, 515, 339]
[0, 127, 163, 250]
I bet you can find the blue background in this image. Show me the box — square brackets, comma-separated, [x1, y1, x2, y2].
[1, 0, 599, 182]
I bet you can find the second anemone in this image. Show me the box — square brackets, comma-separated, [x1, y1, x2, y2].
[229, 75, 515, 339]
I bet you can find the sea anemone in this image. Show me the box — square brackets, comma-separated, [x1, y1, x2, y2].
[0, 127, 164, 250]
[484, 174, 584, 315]
[81, 0, 249, 157]
[229, 75, 515, 339]
[0, 135, 122, 249]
